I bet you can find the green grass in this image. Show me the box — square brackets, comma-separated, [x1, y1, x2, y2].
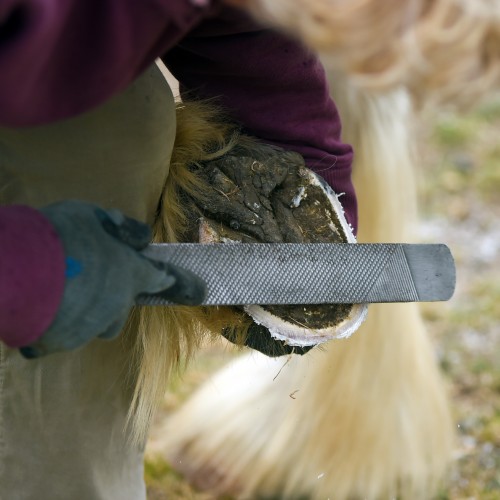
[433, 115, 478, 148]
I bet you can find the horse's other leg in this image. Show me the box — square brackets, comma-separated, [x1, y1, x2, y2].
[150, 76, 455, 499]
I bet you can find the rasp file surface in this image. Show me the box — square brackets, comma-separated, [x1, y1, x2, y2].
[138, 243, 455, 306]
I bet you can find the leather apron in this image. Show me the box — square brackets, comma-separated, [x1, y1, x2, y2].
[0, 63, 176, 500]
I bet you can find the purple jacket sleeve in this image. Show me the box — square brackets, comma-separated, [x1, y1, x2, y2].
[0, 206, 66, 347]
[163, 9, 357, 231]
[0, 0, 218, 126]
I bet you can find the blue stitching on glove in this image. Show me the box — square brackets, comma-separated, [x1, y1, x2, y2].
[65, 257, 83, 278]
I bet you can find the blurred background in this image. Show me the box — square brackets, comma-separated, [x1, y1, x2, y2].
[418, 97, 500, 499]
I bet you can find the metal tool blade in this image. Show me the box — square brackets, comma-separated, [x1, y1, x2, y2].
[138, 243, 455, 306]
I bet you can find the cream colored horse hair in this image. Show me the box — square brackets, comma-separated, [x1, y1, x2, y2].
[124, 101, 248, 443]
[147, 79, 455, 498]
[243, 0, 420, 81]
[126, 101, 288, 442]
[244, 0, 500, 105]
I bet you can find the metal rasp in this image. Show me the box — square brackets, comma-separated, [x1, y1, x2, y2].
[137, 243, 455, 306]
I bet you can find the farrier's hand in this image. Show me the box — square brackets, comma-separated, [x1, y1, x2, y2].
[19, 200, 206, 358]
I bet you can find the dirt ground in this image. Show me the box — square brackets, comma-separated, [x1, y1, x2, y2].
[145, 97, 500, 499]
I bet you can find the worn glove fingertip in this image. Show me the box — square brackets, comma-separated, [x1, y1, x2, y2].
[19, 346, 39, 359]
[154, 266, 207, 305]
[95, 208, 152, 250]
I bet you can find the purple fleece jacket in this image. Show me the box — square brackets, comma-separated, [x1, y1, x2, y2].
[0, 0, 356, 347]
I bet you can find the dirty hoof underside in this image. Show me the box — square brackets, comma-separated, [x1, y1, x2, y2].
[182, 140, 364, 355]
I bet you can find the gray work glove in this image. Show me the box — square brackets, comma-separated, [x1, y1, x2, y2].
[20, 200, 206, 359]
